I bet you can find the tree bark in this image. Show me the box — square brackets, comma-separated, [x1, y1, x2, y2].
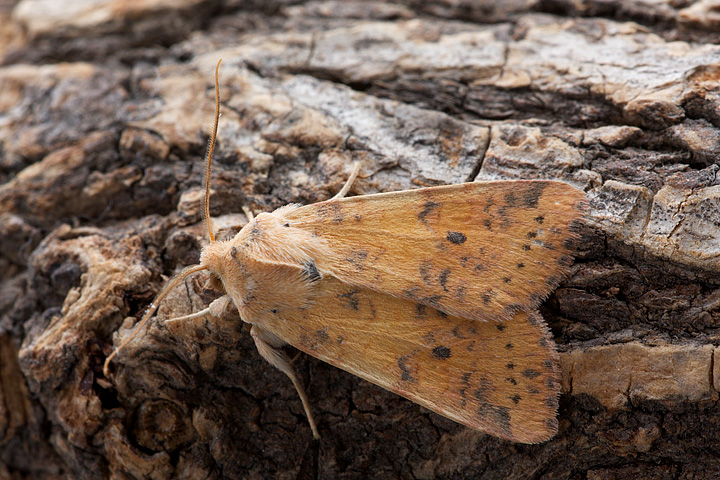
[2, 0, 720, 478]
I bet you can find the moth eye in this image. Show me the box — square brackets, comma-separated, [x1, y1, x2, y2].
[209, 273, 225, 293]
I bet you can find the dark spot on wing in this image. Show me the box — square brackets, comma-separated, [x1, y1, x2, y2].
[417, 295, 443, 309]
[270, 308, 278, 314]
[505, 343, 513, 349]
[510, 394, 522, 404]
[404, 286, 419, 300]
[338, 289, 361, 310]
[528, 294, 543, 312]
[446, 231, 467, 244]
[503, 277, 512, 284]
[522, 369, 541, 379]
[345, 250, 368, 270]
[336, 335, 344, 344]
[484, 196, 496, 212]
[517, 262, 525, 269]
[506, 377, 517, 385]
[317, 202, 344, 224]
[504, 192, 518, 208]
[460, 373, 471, 406]
[496, 323, 506, 332]
[432, 346, 452, 359]
[418, 201, 440, 223]
[477, 403, 511, 437]
[546, 273, 561, 287]
[504, 303, 522, 316]
[397, 355, 417, 383]
[316, 328, 329, 342]
[557, 254, 574, 269]
[483, 219, 492, 231]
[526, 231, 538, 239]
[539, 241, 556, 250]
[522, 182, 546, 208]
[506, 363, 515, 370]
[368, 299, 377, 319]
[439, 269, 450, 292]
[473, 377, 491, 403]
[419, 261, 432, 285]
[535, 215, 545, 224]
[415, 303, 428, 319]
[543, 359, 555, 370]
[523, 244, 531, 251]
[527, 386, 540, 394]
[302, 260, 322, 282]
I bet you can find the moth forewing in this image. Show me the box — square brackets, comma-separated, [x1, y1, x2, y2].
[282, 180, 585, 323]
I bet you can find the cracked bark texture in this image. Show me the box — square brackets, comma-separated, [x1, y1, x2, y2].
[2, 0, 720, 479]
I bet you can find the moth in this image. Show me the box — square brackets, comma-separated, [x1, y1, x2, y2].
[104, 60, 586, 444]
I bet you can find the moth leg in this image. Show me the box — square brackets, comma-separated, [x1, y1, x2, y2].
[166, 295, 231, 323]
[250, 325, 320, 439]
[242, 205, 255, 223]
[331, 161, 361, 200]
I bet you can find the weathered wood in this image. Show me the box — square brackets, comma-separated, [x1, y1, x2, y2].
[2, 0, 720, 478]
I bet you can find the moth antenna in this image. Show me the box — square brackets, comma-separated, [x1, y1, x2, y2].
[331, 162, 361, 200]
[104, 62, 224, 377]
[203, 59, 222, 243]
[103, 264, 208, 377]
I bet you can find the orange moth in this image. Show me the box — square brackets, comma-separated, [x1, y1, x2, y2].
[104, 60, 586, 443]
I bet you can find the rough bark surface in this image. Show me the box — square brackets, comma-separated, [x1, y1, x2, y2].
[1, 0, 720, 479]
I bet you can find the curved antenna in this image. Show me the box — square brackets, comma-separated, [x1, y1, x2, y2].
[104, 60, 223, 377]
[203, 59, 222, 243]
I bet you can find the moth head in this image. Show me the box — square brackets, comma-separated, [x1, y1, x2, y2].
[198, 240, 233, 293]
